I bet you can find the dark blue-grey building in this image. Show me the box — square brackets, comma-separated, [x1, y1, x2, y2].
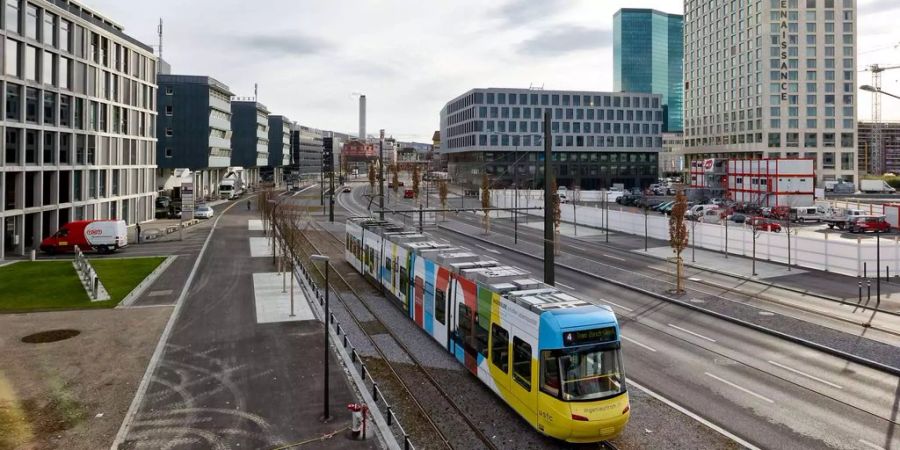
[613, 9, 683, 133]
[230, 99, 270, 186]
[156, 74, 234, 199]
[266, 115, 292, 185]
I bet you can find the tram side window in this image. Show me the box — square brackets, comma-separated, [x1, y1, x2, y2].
[512, 337, 532, 391]
[475, 314, 489, 357]
[541, 351, 561, 398]
[384, 257, 392, 277]
[458, 304, 473, 346]
[435, 289, 446, 324]
[399, 267, 409, 295]
[490, 324, 509, 373]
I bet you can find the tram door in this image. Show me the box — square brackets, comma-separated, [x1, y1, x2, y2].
[414, 276, 424, 327]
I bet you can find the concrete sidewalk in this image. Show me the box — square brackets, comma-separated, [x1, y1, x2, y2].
[119, 202, 379, 449]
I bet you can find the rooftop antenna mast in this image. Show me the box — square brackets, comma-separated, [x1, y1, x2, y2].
[254, 83, 258, 101]
[157, 19, 163, 59]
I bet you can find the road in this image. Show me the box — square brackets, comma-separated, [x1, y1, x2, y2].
[339, 181, 900, 450]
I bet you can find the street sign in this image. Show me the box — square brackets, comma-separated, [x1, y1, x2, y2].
[181, 174, 195, 220]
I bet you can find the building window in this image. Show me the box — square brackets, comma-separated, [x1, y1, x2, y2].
[24, 86, 37, 122]
[165, 147, 173, 158]
[767, 133, 781, 148]
[59, 19, 69, 52]
[823, 152, 836, 169]
[840, 132, 853, 148]
[165, 86, 173, 95]
[24, 3, 36, 39]
[42, 11, 55, 46]
[165, 104, 173, 116]
[5, 0, 19, 34]
[24, 44, 36, 80]
[5, 83, 20, 120]
[42, 50, 52, 85]
[804, 133, 817, 148]
[823, 133, 836, 147]
[59, 56, 69, 90]
[165, 127, 173, 137]
[5, 38, 18, 76]
[43, 91, 55, 125]
[841, 152, 853, 170]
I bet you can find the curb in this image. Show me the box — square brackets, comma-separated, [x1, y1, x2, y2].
[438, 224, 900, 378]
[116, 255, 178, 308]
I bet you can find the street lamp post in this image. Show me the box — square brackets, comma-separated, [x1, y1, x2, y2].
[310, 254, 331, 422]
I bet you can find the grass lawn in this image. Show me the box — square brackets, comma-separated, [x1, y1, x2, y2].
[0, 257, 165, 312]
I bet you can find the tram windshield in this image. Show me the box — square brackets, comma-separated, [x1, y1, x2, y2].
[541, 345, 625, 401]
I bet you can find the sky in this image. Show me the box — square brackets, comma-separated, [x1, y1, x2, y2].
[81, 0, 900, 142]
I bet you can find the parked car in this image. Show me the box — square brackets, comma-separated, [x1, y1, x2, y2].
[789, 206, 822, 223]
[404, 189, 415, 199]
[746, 217, 782, 232]
[700, 208, 726, 224]
[848, 215, 890, 233]
[616, 194, 641, 206]
[729, 213, 747, 224]
[652, 200, 674, 212]
[40, 220, 128, 254]
[342, 186, 352, 193]
[194, 205, 214, 219]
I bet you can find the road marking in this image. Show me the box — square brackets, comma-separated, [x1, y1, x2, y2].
[622, 335, 657, 352]
[626, 379, 761, 450]
[475, 244, 501, 254]
[147, 290, 174, 297]
[689, 277, 702, 282]
[858, 439, 886, 450]
[767, 360, 843, 390]
[438, 238, 451, 244]
[705, 372, 775, 404]
[603, 253, 626, 262]
[668, 324, 717, 342]
[557, 282, 575, 290]
[603, 300, 634, 312]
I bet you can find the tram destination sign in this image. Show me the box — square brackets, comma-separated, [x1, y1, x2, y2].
[563, 327, 617, 347]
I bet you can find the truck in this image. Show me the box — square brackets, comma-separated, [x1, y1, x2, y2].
[40, 220, 127, 254]
[884, 204, 900, 230]
[822, 208, 867, 230]
[219, 167, 246, 199]
[860, 179, 896, 194]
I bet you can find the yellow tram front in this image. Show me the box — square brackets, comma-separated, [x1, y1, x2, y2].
[536, 308, 630, 443]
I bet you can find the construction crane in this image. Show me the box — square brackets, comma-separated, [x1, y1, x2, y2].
[861, 63, 900, 174]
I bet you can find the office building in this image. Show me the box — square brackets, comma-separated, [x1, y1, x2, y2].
[660, 132, 685, 176]
[2, 0, 158, 259]
[858, 121, 900, 175]
[614, 8, 684, 132]
[230, 99, 268, 185]
[440, 88, 664, 189]
[291, 123, 324, 180]
[683, 0, 858, 186]
[266, 115, 291, 185]
[156, 74, 233, 200]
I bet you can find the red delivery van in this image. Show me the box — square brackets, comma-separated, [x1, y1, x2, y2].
[40, 220, 128, 254]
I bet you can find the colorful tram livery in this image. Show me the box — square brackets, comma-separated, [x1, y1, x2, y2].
[345, 218, 630, 442]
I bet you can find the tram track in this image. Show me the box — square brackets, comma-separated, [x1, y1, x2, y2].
[290, 220, 501, 450]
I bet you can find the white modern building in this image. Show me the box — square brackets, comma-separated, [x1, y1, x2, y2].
[660, 132, 684, 175]
[683, 0, 857, 186]
[440, 88, 665, 189]
[1, 0, 158, 259]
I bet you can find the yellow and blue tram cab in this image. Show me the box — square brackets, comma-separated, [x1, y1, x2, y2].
[536, 307, 630, 443]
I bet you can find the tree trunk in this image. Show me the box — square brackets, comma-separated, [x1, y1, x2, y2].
[676, 256, 684, 293]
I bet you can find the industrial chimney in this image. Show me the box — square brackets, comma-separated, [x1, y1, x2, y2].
[359, 95, 367, 140]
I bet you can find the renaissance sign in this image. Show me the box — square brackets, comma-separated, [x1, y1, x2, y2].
[779, 0, 789, 101]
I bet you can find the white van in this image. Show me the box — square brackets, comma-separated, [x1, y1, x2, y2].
[790, 206, 821, 223]
[687, 204, 718, 220]
[700, 208, 725, 224]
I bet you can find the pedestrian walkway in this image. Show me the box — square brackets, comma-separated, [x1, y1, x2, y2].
[118, 202, 379, 449]
[638, 246, 806, 280]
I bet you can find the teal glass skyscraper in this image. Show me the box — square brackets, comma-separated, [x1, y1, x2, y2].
[614, 9, 683, 133]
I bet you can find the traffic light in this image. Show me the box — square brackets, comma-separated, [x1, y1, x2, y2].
[322, 137, 334, 173]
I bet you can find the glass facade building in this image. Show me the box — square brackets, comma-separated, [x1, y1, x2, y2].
[440, 88, 664, 190]
[614, 9, 683, 133]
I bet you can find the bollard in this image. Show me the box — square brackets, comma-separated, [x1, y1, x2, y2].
[405, 435, 411, 450]
[93, 277, 99, 298]
[386, 406, 393, 426]
[867, 279, 871, 300]
[864, 262, 867, 279]
[858, 278, 862, 303]
[372, 382, 379, 402]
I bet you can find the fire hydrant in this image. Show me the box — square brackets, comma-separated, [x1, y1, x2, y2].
[347, 403, 369, 440]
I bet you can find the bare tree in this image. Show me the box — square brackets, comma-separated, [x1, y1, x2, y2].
[438, 180, 449, 221]
[481, 173, 491, 234]
[551, 179, 561, 255]
[367, 162, 376, 193]
[669, 189, 690, 293]
[390, 163, 400, 193]
[412, 164, 421, 202]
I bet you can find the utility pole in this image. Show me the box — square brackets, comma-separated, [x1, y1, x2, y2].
[379, 129, 385, 220]
[542, 110, 554, 286]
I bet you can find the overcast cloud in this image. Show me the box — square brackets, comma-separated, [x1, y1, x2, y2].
[82, 0, 900, 142]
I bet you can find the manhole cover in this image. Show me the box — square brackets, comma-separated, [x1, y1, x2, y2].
[21, 329, 80, 344]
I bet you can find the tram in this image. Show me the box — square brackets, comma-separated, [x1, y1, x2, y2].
[345, 218, 630, 443]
